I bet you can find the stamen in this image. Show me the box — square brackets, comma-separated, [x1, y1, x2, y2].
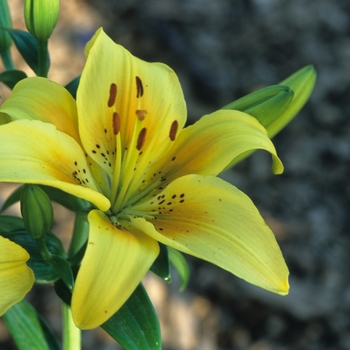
[136, 109, 147, 121]
[113, 112, 120, 135]
[169, 120, 178, 141]
[108, 83, 117, 107]
[136, 76, 144, 98]
[137, 128, 147, 150]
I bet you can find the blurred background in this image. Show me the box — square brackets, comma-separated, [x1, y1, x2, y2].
[1, 0, 350, 349]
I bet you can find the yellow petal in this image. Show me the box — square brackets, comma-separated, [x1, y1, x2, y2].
[0, 77, 80, 143]
[77, 28, 187, 175]
[0, 120, 110, 211]
[71, 209, 159, 329]
[144, 109, 283, 190]
[0, 236, 34, 315]
[130, 175, 289, 295]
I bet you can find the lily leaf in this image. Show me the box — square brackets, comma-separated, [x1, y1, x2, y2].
[0, 184, 22, 213]
[168, 247, 190, 291]
[48, 254, 74, 291]
[1, 228, 65, 284]
[0, 70, 27, 89]
[6, 29, 50, 75]
[102, 283, 161, 350]
[65, 76, 80, 99]
[150, 243, 171, 283]
[3, 299, 61, 350]
[0, 215, 25, 233]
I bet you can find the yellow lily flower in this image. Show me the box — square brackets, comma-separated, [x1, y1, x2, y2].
[0, 236, 34, 315]
[0, 28, 289, 329]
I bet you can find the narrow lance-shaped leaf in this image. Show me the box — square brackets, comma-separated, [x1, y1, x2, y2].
[169, 247, 190, 291]
[48, 255, 74, 291]
[0, 70, 27, 89]
[3, 299, 61, 350]
[102, 283, 161, 350]
[65, 76, 80, 99]
[6, 29, 50, 75]
[0, 184, 22, 213]
[150, 243, 171, 283]
[1, 228, 65, 284]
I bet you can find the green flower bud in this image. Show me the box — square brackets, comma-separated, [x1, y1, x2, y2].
[21, 184, 54, 239]
[222, 85, 294, 128]
[268, 65, 316, 138]
[0, 0, 12, 53]
[24, 0, 59, 41]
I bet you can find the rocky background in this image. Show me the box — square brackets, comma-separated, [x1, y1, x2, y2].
[1, 0, 350, 349]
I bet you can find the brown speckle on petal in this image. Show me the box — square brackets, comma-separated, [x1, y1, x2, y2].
[169, 120, 178, 141]
[113, 112, 120, 135]
[108, 83, 117, 107]
[136, 76, 144, 98]
[137, 128, 147, 150]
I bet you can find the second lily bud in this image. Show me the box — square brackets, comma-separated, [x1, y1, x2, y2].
[20, 184, 54, 239]
[24, 0, 59, 42]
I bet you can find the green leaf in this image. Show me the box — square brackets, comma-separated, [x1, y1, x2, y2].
[102, 283, 161, 350]
[150, 243, 171, 283]
[54, 277, 73, 306]
[0, 215, 25, 233]
[3, 299, 61, 350]
[1, 228, 65, 284]
[0, 69, 27, 89]
[6, 29, 50, 75]
[169, 248, 190, 291]
[65, 76, 80, 99]
[48, 255, 74, 291]
[0, 185, 22, 213]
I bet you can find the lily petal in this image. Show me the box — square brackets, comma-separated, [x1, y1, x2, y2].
[144, 110, 283, 191]
[0, 77, 80, 143]
[130, 174, 289, 295]
[0, 120, 110, 211]
[78, 28, 187, 174]
[71, 209, 159, 329]
[0, 236, 34, 315]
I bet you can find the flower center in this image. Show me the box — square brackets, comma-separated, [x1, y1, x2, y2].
[90, 77, 179, 220]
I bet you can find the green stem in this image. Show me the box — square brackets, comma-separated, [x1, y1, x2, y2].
[62, 303, 81, 350]
[1, 49, 14, 70]
[35, 236, 52, 261]
[37, 39, 48, 77]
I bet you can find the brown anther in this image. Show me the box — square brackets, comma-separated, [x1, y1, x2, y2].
[108, 83, 117, 107]
[136, 76, 144, 98]
[136, 127, 147, 150]
[113, 112, 120, 135]
[136, 109, 147, 121]
[169, 120, 178, 141]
